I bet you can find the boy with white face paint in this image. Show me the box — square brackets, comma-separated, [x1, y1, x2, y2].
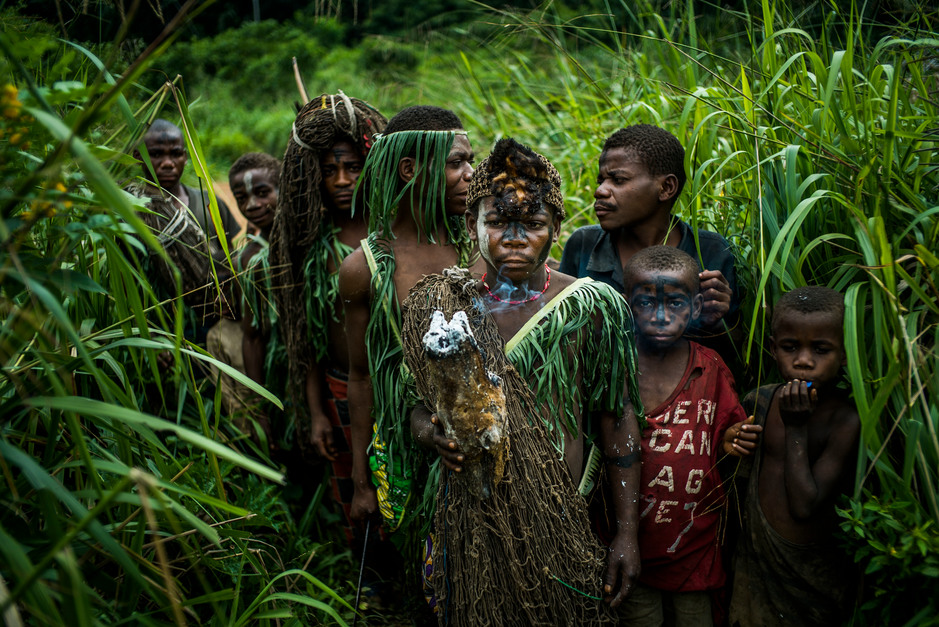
[405, 137, 645, 621]
[205, 152, 281, 445]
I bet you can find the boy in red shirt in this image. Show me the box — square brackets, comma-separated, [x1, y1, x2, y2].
[621, 245, 757, 626]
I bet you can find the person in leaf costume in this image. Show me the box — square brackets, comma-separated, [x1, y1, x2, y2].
[403, 137, 644, 624]
[337, 106, 483, 608]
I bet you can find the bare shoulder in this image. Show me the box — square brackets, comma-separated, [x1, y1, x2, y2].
[545, 267, 576, 298]
[338, 246, 369, 299]
[829, 394, 860, 435]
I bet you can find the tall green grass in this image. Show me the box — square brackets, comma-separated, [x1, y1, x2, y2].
[0, 9, 355, 625]
[421, 1, 938, 623]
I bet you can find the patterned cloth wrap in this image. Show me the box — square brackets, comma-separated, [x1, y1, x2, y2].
[368, 424, 414, 530]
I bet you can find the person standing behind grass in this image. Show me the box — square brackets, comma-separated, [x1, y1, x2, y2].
[618, 245, 757, 627]
[203, 152, 280, 445]
[267, 94, 397, 603]
[559, 124, 742, 370]
[728, 286, 860, 627]
[134, 118, 240, 252]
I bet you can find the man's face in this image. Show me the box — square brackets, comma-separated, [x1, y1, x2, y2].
[230, 167, 278, 230]
[321, 140, 364, 213]
[139, 133, 187, 190]
[594, 147, 669, 232]
[466, 196, 559, 285]
[443, 134, 474, 217]
[627, 267, 701, 351]
[770, 311, 847, 389]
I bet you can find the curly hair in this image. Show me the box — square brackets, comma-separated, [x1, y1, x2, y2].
[772, 286, 845, 333]
[602, 124, 687, 196]
[383, 105, 463, 134]
[623, 244, 700, 293]
[228, 152, 281, 183]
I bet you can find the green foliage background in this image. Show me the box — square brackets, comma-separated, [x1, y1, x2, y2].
[1, 0, 938, 625]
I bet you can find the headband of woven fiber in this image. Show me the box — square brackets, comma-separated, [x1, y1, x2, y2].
[467, 137, 565, 221]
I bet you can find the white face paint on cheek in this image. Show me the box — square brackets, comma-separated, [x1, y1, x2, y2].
[476, 220, 495, 266]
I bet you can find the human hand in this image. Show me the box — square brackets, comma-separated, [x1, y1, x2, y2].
[431, 414, 465, 472]
[156, 349, 174, 370]
[310, 412, 336, 461]
[778, 379, 817, 427]
[697, 270, 732, 329]
[722, 416, 763, 457]
[350, 482, 379, 522]
[603, 532, 640, 607]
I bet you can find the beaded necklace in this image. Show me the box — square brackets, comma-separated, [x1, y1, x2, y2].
[482, 265, 551, 305]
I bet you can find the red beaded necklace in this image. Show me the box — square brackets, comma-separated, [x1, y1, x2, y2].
[482, 265, 551, 305]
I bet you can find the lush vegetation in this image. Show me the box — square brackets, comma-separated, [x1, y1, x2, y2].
[1, 0, 937, 624]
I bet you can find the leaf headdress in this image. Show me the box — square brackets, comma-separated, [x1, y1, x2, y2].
[357, 129, 469, 249]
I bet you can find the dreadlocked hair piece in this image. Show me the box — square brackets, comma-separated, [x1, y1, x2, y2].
[268, 92, 387, 422]
[468, 137, 565, 221]
[360, 129, 469, 247]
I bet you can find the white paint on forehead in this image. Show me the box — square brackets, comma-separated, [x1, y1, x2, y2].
[243, 171, 254, 191]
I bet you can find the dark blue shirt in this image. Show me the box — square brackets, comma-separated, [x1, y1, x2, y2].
[558, 220, 741, 328]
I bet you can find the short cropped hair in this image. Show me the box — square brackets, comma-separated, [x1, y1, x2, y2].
[623, 245, 700, 293]
[772, 286, 845, 333]
[229, 152, 281, 183]
[384, 105, 463, 134]
[603, 124, 686, 195]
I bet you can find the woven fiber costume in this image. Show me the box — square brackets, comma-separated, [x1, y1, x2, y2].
[403, 269, 637, 625]
[400, 138, 642, 625]
[357, 128, 476, 535]
[268, 92, 387, 427]
[129, 183, 227, 327]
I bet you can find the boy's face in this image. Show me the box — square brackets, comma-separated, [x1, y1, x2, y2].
[321, 140, 364, 213]
[466, 197, 560, 284]
[443, 134, 474, 217]
[770, 311, 847, 388]
[138, 134, 187, 190]
[627, 267, 701, 351]
[594, 147, 673, 232]
[230, 167, 278, 230]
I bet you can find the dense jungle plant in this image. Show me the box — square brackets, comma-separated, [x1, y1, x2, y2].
[0, 8, 355, 626]
[436, 1, 938, 624]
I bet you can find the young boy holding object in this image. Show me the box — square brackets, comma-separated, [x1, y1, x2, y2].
[728, 286, 860, 627]
[619, 245, 757, 626]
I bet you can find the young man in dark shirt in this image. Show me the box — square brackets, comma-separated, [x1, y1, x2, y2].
[559, 124, 742, 366]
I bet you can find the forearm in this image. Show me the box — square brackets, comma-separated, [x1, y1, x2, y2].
[600, 407, 641, 535]
[347, 374, 375, 487]
[783, 424, 820, 519]
[411, 404, 436, 451]
[305, 363, 329, 425]
[242, 329, 266, 385]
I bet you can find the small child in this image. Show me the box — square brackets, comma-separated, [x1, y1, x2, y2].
[620, 245, 756, 626]
[728, 286, 860, 627]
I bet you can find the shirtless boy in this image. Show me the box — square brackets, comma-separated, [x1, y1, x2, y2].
[728, 286, 860, 626]
[405, 138, 643, 623]
[619, 245, 754, 626]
